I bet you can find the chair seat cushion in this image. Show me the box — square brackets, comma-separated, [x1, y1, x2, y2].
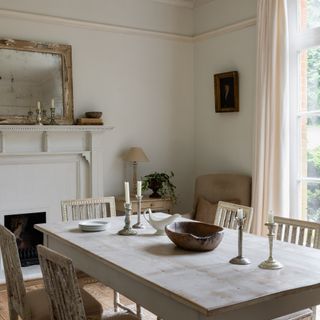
[26, 287, 103, 320]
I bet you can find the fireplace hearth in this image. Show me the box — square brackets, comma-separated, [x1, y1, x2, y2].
[4, 212, 46, 267]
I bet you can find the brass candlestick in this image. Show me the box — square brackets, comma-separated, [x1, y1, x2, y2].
[229, 217, 251, 265]
[118, 203, 137, 236]
[259, 223, 283, 270]
[133, 195, 145, 229]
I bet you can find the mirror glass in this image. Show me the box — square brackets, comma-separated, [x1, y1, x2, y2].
[0, 39, 73, 125]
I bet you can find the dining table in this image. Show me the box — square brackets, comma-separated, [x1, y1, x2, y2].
[35, 214, 320, 320]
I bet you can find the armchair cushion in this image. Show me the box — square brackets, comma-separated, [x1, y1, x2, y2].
[195, 197, 241, 224]
[195, 197, 218, 224]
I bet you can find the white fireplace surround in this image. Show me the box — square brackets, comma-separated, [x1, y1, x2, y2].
[0, 125, 113, 283]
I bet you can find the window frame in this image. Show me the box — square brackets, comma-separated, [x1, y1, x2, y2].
[288, 0, 320, 219]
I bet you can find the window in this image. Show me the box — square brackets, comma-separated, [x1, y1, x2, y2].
[288, 0, 320, 221]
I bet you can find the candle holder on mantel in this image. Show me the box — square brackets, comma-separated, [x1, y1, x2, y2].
[118, 203, 137, 236]
[36, 108, 43, 125]
[229, 216, 251, 265]
[133, 195, 145, 229]
[259, 223, 283, 270]
[49, 107, 57, 125]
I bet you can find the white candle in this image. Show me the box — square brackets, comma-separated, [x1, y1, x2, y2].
[237, 208, 244, 220]
[267, 211, 274, 223]
[37, 101, 41, 110]
[137, 180, 142, 197]
[51, 98, 55, 109]
[124, 181, 130, 204]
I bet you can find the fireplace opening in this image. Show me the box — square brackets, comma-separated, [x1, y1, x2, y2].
[4, 212, 46, 267]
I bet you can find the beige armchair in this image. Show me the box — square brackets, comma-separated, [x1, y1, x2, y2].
[186, 173, 252, 224]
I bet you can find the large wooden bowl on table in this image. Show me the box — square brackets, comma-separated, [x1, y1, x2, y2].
[165, 221, 224, 252]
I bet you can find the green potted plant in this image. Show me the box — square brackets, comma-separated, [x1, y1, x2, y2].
[142, 171, 176, 202]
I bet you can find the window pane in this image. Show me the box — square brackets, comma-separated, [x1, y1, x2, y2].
[302, 181, 320, 221]
[299, 47, 320, 112]
[299, 115, 320, 178]
[299, 0, 320, 30]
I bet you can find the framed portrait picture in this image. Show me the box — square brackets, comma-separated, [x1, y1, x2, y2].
[214, 71, 239, 113]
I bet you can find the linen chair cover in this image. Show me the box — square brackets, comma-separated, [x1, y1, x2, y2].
[37, 245, 138, 320]
[0, 225, 102, 320]
[60, 196, 142, 319]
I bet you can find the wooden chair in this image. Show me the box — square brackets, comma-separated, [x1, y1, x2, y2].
[0, 224, 103, 320]
[37, 245, 138, 320]
[61, 196, 142, 319]
[274, 216, 320, 249]
[214, 201, 253, 233]
[273, 216, 320, 320]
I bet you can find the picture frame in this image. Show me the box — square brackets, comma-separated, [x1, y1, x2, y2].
[214, 71, 239, 113]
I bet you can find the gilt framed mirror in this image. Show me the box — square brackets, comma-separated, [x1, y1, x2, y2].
[0, 39, 74, 124]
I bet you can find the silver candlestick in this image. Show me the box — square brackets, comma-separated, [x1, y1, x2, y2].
[229, 217, 251, 265]
[36, 108, 43, 125]
[133, 195, 145, 229]
[49, 107, 57, 125]
[118, 203, 137, 236]
[259, 223, 283, 270]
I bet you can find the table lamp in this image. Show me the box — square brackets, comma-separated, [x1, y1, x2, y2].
[123, 147, 149, 195]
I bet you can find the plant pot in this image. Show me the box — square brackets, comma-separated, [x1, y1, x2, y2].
[149, 180, 162, 198]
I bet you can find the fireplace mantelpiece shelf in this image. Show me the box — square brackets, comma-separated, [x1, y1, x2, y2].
[0, 125, 113, 133]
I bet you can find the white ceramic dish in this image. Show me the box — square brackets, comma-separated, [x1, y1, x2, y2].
[79, 220, 109, 232]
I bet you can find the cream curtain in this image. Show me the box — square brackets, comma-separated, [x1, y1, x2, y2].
[252, 0, 289, 235]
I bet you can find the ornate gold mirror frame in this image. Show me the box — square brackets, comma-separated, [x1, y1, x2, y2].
[0, 39, 74, 124]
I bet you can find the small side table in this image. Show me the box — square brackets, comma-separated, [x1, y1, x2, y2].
[115, 196, 173, 214]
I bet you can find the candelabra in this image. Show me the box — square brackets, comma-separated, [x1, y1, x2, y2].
[229, 216, 251, 265]
[118, 203, 137, 236]
[133, 195, 145, 229]
[259, 223, 283, 270]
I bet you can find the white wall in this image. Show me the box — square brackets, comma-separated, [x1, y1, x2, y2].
[0, 0, 258, 212]
[0, 1, 195, 211]
[194, 0, 257, 177]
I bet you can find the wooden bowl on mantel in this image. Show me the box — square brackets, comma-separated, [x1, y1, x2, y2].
[165, 221, 224, 252]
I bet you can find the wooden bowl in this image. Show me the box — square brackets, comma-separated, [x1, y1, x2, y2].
[85, 112, 102, 118]
[165, 221, 224, 252]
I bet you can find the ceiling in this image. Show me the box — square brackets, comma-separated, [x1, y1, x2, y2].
[152, 0, 214, 8]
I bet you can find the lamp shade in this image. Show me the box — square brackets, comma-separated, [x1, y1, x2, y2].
[123, 147, 149, 162]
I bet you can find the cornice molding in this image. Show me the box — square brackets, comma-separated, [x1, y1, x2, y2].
[0, 9, 193, 42]
[194, 18, 257, 42]
[0, 9, 256, 42]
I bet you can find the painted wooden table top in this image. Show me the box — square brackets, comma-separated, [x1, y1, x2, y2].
[35, 214, 320, 318]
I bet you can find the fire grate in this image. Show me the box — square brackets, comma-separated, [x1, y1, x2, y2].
[4, 212, 46, 267]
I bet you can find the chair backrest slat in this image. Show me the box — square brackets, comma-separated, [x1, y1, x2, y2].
[274, 216, 320, 249]
[0, 225, 30, 319]
[291, 226, 298, 244]
[214, 201, 253, 233]
[276, 223, 283, 241]
[61, 196, 116, 222]
[283, 224, 290, 242]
